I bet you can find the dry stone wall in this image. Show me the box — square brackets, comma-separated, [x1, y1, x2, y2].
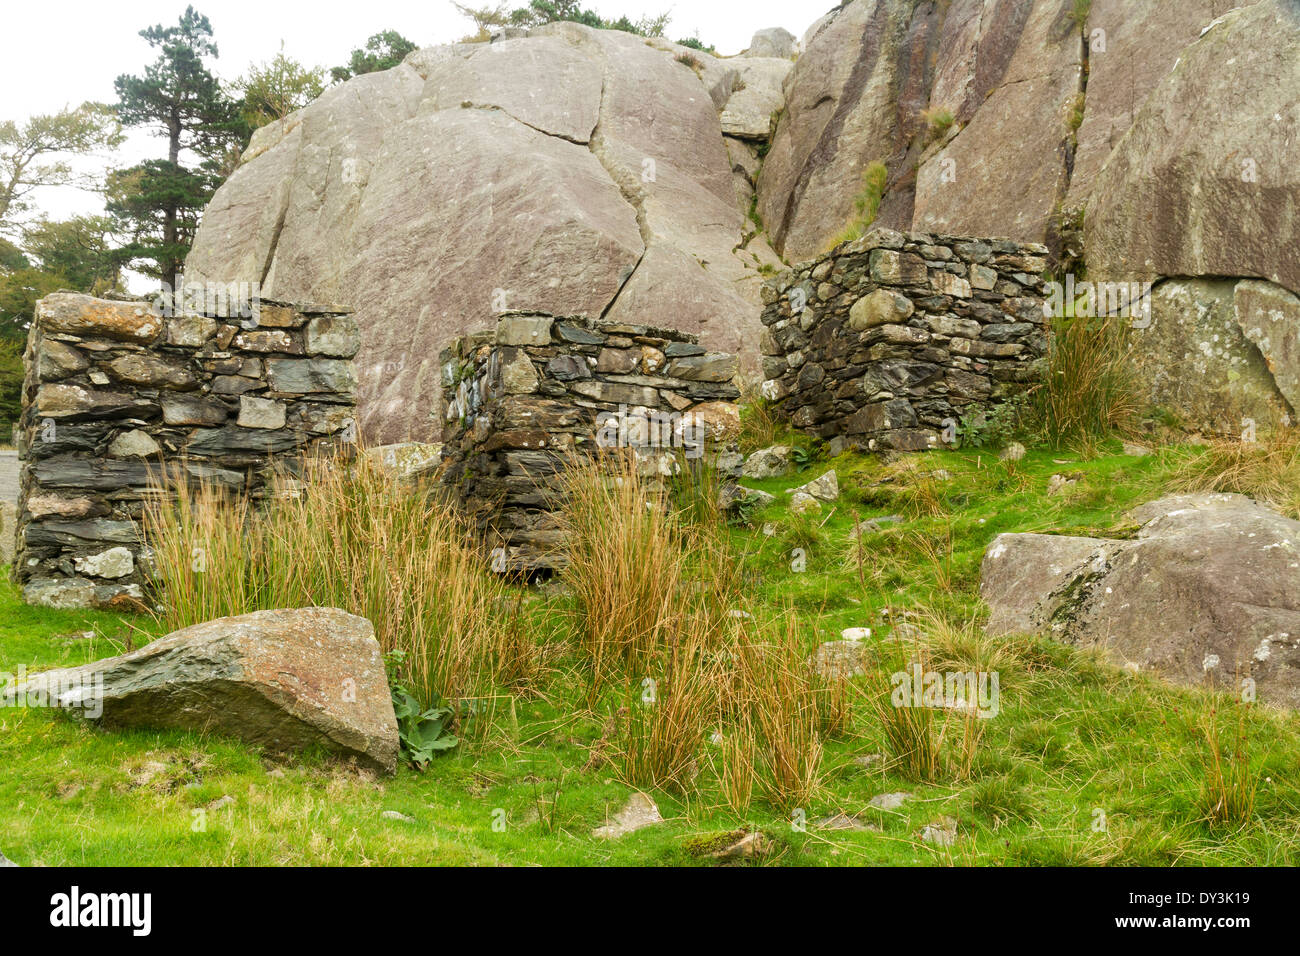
[759, 229, 1049, 452]
[14, 293, 359, 608]
[440, 313, 740, 572]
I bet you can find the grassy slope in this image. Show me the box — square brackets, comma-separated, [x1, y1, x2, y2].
[2, 440, 1298, 866]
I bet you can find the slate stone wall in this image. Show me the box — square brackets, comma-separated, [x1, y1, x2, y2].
[759, 228, 1049, 451]
[440, 313, 740, 572]
[13, 293, 359, 608]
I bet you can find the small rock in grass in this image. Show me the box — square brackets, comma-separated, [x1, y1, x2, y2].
[920, 816, 959, 846]
[1046, 473, 1080, 496]
[1122, 441, 1152, 457]
[850, 515, 902, 537]
[707, 830, 772, 861]
[719, 483, 775, 512]
[811, 640, 867, 678]
[593, 792, 662, 839]
[868, 791, 912, 810]
[1000, 442, 1026, 461]
[789, 469, 839, 502]
[742, 445, 793, 479]
[381, 810, 416, 823]
[814, 812, 880, 832]
[0, 850, 17, 867]
[840, 627, 872, 641]
[790, 490, 821, 514]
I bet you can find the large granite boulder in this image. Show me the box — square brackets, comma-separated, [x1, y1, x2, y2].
[982, 494, 1300, 708]
[1135, 279, 1294, 435]
[187, 26, 788, 444]
[912, 0, 1083, 243]
[1083, 0, 1299, 295]
[2, 608, 399, 773]
[754, 0, 936, 262]
[746, 27, 797, 59]
[759, 0, 1292, 274]
[719, 57, 793, 141]
[1062, 0, 1254, 212]
[752, 0, 1297, 432]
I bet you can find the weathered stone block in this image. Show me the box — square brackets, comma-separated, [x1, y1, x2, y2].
[497, 314, 554, 346]
[305, 314, 361, 358]
[237, 395, 288, 430]
[265, 358, 357, 394]
[849, 289, 914, 330]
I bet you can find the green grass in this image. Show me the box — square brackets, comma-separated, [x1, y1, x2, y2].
[3, 438, 1299, 866]
[826, 160, 889, 251]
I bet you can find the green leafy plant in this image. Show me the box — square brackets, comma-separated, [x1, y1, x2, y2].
[790, 444, 815, 472]
[386, 649, 458, 768]
[960, 393, 1029, 449]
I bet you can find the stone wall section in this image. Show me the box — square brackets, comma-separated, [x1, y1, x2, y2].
[440, 313, 740, 572]
[759, 228, 1049, 451]
[14, 293, 359, 608]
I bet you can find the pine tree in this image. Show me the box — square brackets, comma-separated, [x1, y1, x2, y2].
[110, 6, 246, 284]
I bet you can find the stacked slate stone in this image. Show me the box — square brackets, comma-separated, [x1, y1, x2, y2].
[14, 292, 359, 609]
[759, 228, 1049, 452]
[440, 312, 740, 572]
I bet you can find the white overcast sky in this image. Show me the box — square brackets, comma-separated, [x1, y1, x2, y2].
[2, 0, 823, 233]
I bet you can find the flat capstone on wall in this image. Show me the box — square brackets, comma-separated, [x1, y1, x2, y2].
[759, 228, 1050, 452]
[440, 313, 741, 572]
[14, 292, 360, 609]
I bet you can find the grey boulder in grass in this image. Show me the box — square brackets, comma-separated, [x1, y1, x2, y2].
[2, 608, 399, 774]
[982, 494, 1300, 708]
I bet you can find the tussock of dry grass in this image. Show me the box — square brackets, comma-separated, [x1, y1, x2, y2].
[1032, 312, 1141, 454]
[1167, 433, 1300, 519]
[144, 454, 512, 708]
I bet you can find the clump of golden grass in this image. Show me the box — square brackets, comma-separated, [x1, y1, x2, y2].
[872, 666, 946, 782]
[1197, 697, 1259, 829]
[619, 634, 720, 795]
[866, 613, 1020, 782]
[631, 615, 833, 813]
[144, 453, 512, 708]
[734, 616, 828, 813]
[552, 451, 835, 810]
[1031, 311, 1141, 454]
[735, 384, 785, 454]
[1168, 432, 1300, 519]
[554, 450, 687, 690]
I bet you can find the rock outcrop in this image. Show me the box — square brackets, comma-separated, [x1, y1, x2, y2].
[755, 0, 1296, 434]
[759, 0, 1288, 263]
[1082, 1, 1298, 295]
[188, 3, 1300, 440]
[1137, 279, 1295, 435]
[187, 25, 792, 444]
[982, 494, 1300, 708]
[2, 608, 399, 773]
